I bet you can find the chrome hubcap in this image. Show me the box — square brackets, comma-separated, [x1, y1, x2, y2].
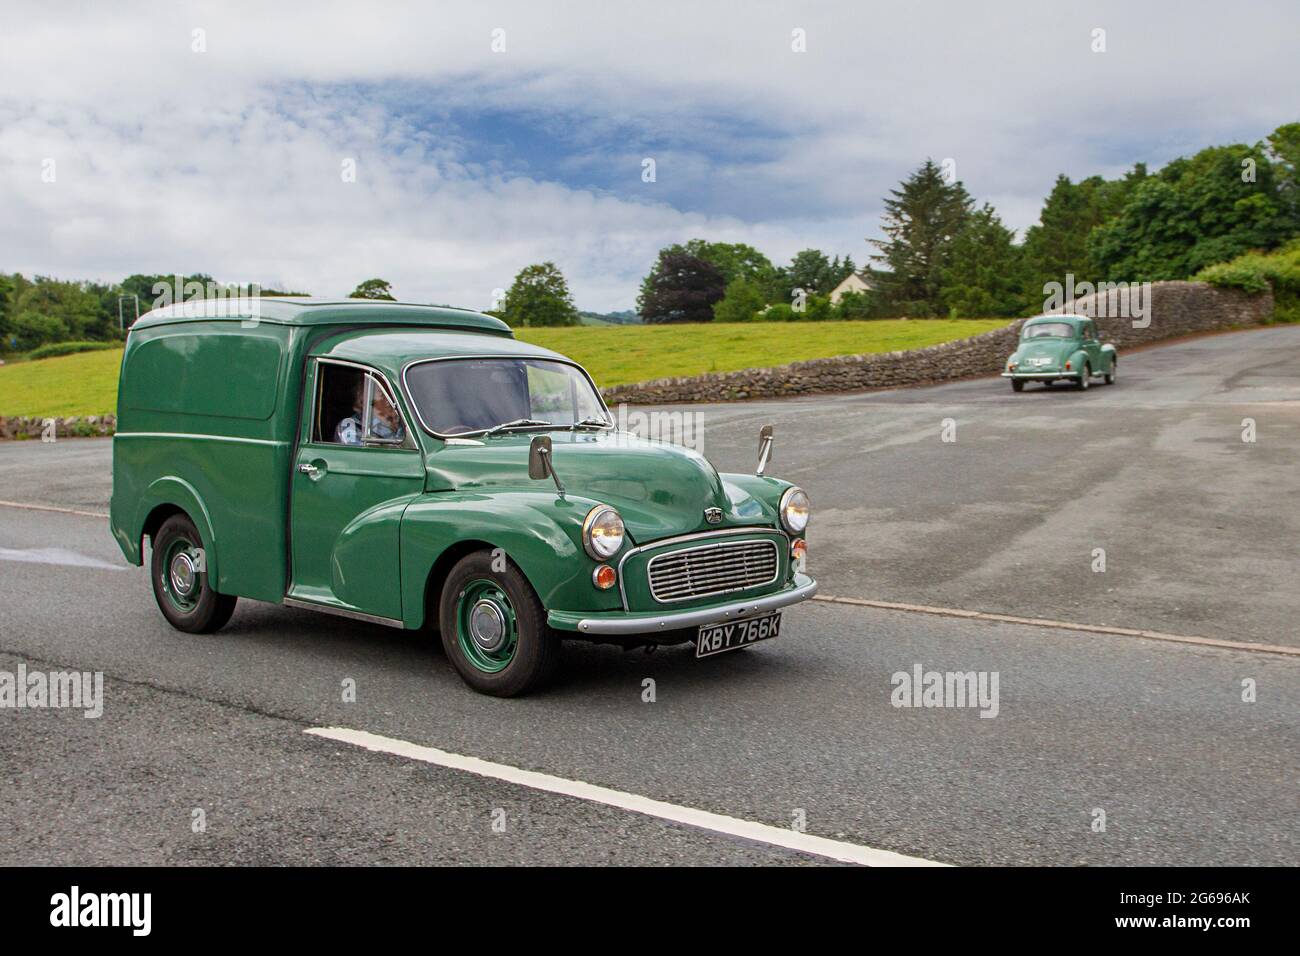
[169, 551, 197, 596]
[468, 599, 507, 652]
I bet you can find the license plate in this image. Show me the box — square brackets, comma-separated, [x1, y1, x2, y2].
[696, 611, 781, 658]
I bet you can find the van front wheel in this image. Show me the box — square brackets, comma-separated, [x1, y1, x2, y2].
[151, 513, 237, 633]
[440, 551, 559, 697]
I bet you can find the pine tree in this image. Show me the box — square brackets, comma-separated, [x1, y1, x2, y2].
[869, 159, 973, 315]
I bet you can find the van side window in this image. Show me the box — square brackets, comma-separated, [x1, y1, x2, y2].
[313, 363, 408, 447]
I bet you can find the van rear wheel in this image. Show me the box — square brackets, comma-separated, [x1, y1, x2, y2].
[439, 551, 559, 697]
[151, 513, 237, 633]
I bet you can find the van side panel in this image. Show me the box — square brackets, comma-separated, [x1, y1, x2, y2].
[110, 320, 299, 602]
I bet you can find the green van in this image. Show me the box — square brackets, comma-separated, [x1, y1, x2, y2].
[110, 298, 817, 695]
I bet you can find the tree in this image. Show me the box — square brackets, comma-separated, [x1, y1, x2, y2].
[0, 274, 14, 345]
[712, 277, 767, 323]
[1266, 122, 1300, 234]
[1089, 143, 1293, 280]
[501, 261, 580, 327]
[940, 204, 1028, 317]
[829, 254, 857, 288]
[10, 277, 104, 343]
[117, 273, 216, 325]
[638, 249, 727, 323]
[869, 159, 974, 315]
[349, 278, 396, 300]
[787, 249, 836, 297]
[679, 240, 775, 286]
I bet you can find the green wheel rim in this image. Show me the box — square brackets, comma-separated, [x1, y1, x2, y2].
[455, 579, 519, 673]
[161, 535, 202, 613]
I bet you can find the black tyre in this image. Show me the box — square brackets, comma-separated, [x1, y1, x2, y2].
[1078, 364, 1091, 390]
[1011, 379, 1025, 392]
[1104, 360, 1116, 385]
[151, 513, 237, 633]
[439, 551, 559, 697]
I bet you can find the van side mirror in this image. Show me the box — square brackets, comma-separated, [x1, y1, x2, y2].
[756, 424, 774, 476]
[528, 436, 552, 479]
[529, 435, 566, 499]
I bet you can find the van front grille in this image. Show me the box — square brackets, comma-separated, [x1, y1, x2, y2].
[647, 539, 780, 603]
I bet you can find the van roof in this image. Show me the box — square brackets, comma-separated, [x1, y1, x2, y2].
[131, 297, 513, 337]
[314, 327, 567, 374]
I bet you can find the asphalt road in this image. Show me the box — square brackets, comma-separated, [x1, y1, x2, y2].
[1, 326, 1297, 865]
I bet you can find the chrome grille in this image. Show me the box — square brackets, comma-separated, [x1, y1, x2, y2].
[647, 538, 780, 603]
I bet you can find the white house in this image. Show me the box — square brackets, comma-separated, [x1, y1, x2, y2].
[830, 271, 872, 304]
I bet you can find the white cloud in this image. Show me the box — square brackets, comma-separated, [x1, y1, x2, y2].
[1, 0, 1296, 310]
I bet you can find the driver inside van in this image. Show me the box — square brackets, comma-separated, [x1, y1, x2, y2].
[335, 377, 404, 445]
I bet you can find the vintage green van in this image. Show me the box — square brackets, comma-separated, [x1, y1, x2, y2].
[110, 298, 816, 695]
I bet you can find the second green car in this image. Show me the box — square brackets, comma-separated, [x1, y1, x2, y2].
[1003, 314, 1117, 392]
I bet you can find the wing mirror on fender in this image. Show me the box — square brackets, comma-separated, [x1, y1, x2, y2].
[528, 435, 566, 499]
[756, 424, 774, 476]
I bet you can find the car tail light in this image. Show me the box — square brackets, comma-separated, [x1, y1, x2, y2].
[1065, 361, 1072, 370]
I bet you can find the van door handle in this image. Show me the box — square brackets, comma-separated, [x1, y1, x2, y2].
[298, 462, 323, 479]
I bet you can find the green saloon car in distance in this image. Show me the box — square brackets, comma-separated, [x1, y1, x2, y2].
[1002, 314, 1117, 392]
[110, 298, 816, 696]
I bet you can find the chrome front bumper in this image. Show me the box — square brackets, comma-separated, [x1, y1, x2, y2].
[550, 575, 819, 636]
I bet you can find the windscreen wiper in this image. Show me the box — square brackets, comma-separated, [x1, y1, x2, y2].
[570, 417, 613, 430]
[482, 418, 553, 437]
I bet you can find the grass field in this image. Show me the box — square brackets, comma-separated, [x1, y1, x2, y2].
[516, 319, 1007, 387]
[0, 319, 1008, 417]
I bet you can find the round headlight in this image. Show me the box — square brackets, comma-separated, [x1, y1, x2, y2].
[780, 487, 810, 534]
[583, 505, 625, 560]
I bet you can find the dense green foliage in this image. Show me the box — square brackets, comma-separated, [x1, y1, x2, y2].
[940, 205, 1027, 318]
[712, 277, 769, 324]
[1088, 144, 1295, 279]
[1195, 240, 1300, 322]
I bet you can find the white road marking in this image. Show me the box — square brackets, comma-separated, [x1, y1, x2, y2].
[813, 594, 1300, 658]
[0, 546, 126, 570]
[305, 726, 947, 867]
[0, 499, 109, 519]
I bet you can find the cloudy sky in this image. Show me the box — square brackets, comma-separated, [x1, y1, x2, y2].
[1, 0, 1297, 312]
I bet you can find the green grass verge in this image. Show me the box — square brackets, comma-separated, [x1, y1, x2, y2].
[0, 347, 123, 417]
[517, 319, 1009, 387]
[0, 319, 1009, 418]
